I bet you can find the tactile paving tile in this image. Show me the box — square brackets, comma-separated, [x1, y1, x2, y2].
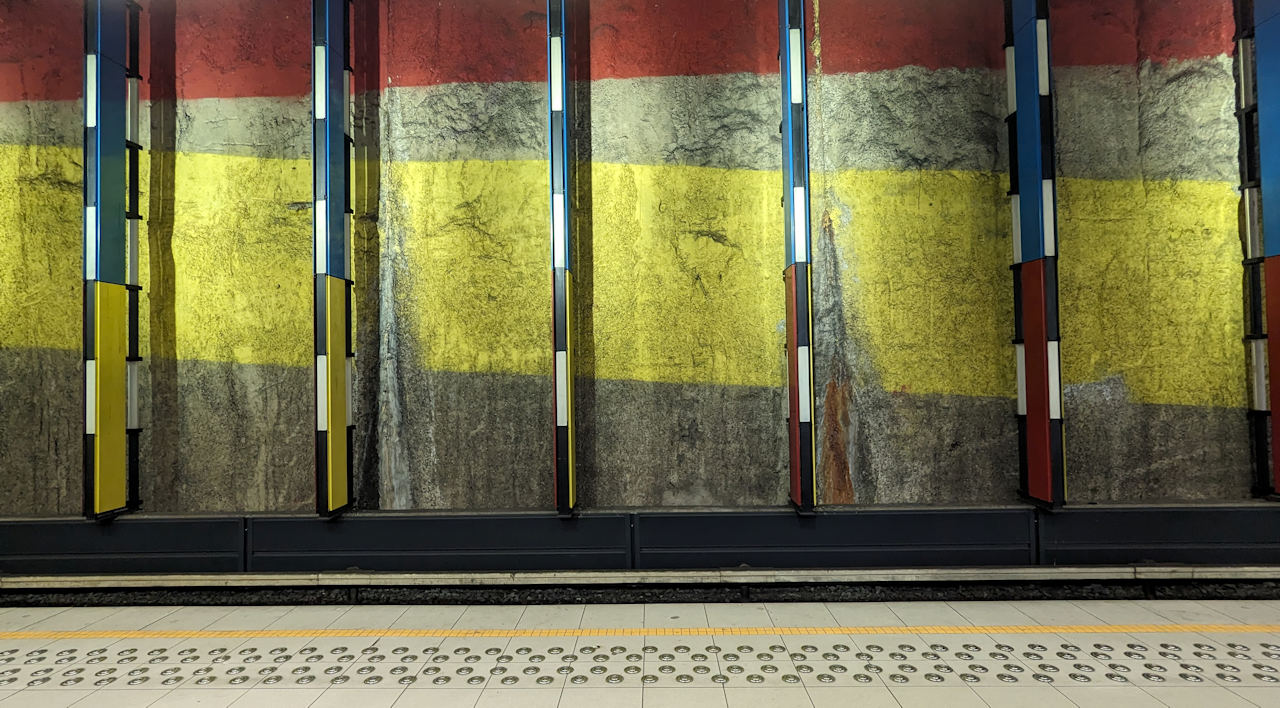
[2, 639, 1280, 691]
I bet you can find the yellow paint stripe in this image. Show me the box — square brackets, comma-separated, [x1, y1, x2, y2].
[1, 623, 1275, 641]
[92, 281, 129, 514]
[1, 143, 1244, 407]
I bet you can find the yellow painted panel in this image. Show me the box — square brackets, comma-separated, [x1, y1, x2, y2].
[1057, 177, 1244, 407]
[565, 270, 575, 508]
[324, 276, 349, 511]
[826, 169, 1014, 399]
[93, 281, 128, 514]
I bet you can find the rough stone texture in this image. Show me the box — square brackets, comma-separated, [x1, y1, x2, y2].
[0, 350, 82, 516]
[1052, 0, 1249, 502]
[809, 22, 1017, 505]
[1065, 379, 1250, 501]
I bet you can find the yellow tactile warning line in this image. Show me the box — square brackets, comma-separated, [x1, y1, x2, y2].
[1, 624, 1278, 641]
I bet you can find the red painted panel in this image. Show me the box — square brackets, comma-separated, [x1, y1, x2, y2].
[816, 0, 1005, 74]
[785, 265, 802, 506]
[173, 0, 310, 99]
[1021, 259, 1055, 504]
[1051, 0, 1234, 67]
[1265, 257, 1280, 489]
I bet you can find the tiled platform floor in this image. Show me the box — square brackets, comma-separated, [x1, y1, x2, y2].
[1, 600, 1279, 706]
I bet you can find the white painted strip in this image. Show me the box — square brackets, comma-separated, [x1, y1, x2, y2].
[344, 211, 353, 276]
[127, 218, 139, 286]
[1245, 187, 1263, 259]
[788, 29, 804, 104]
[344, 68, 352, 136]
[1015, 343, 1027, 416]
[126, 360, 139, 429]
[1010, 194, 1022, 264]
[85, 206, 98, 280]
[1047, 340, 1062, 419]
[1005, 46, 1017, 116]
[85, 54, 97, 128]
[316, 355, 328, 431]
[314, 199, 328, 274]
[346, 356, 355, 426]
[792, 187, 808, 263]
[555, 351, 568, 426]
[552, 194, 566, 268]
[797, 345, 812, 423]
[550, 37, 564, 112]
[1041, 179, 1056, 257]
[1036, 19, 1050, 96]
[85, 360, 97, 434]
[313, 46, 327, 120]
[1251, 339, 1269, 411]
[126, 77, 140, 143]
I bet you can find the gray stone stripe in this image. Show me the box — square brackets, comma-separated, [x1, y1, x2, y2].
[2, 58, 1236, 182]
[1055, 58, 1238, 183]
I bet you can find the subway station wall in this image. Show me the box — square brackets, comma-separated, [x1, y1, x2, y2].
[0, 0, 1250, 514]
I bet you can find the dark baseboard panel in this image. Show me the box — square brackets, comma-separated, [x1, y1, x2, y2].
[632, 509, 1036, 568]
[0, 505, 1278, 577]
[1039, 506, 1280, 565]
[246, 514, 632, 572]
[0, 518, 243, 574]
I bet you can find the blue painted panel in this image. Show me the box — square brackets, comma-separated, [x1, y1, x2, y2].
[92, 0, 128, 65]
[1010, 0, 1039, 32]
[95, 55, 128, 285]
[317, 0, 348, 279]
[548, 1, 572, 272]
[1259, 0, 1280, 27]
[1259, 11, 1280, 257]
[779, 0, 809, 267]
[1014, 18, 1045, 262]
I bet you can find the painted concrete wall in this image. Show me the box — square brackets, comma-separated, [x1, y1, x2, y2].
[0, 0, 1252, 514]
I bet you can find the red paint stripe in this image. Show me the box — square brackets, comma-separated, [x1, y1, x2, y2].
[0, 0, 82, 102]
[172, 0, 310, 99]
[816, 0, 1005, 73]
[1051, 0, 1234, 67]
[1265, 257, 1280, 489]
[1021, 260, 1055, 504]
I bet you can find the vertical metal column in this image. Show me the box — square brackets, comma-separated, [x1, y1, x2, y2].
[313, 0, 354, 516]
[1246, 0, 1280, 497]
[549, 0, 576, 517]
[780, 0, 816, 514]
[84, 0, 142, 519]
[1005, 0, 1064, 507]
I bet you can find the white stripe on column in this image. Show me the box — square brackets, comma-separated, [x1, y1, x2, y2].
[553, 194, 566, 268]
[344, 68, 353, 136]
[1011, 194, 1022, 264]
[314, 199, 328, 274]
[126, 77, 140, 143]
[85, 55, 97, 128]
[1041, 179, 1056, 257]
[1251, 339, 1269, 411]
[316, 355, 329, 431]
[792, 187, 807, 263]
[127, 218, 139, 285]
[1005, 46, 1017, 116]
[85, 206, 98, 280]
[1047, 340, 1062, 419]
[126, 360, 140, 429]
[344, 211, 353, 276]
[555, 351, 568, 426]
[788, 28, 804, 104]
[797, 345, 812, 423]
[1246, 188, 1263, 258]
[346, 356, 355, 426]
[313, 46, 327, 120]
[1015, 343, 1027, 416]
[1036, 19, 1050, 96]
[550, 37, 564, 112]
[85, 360, 97, 434]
